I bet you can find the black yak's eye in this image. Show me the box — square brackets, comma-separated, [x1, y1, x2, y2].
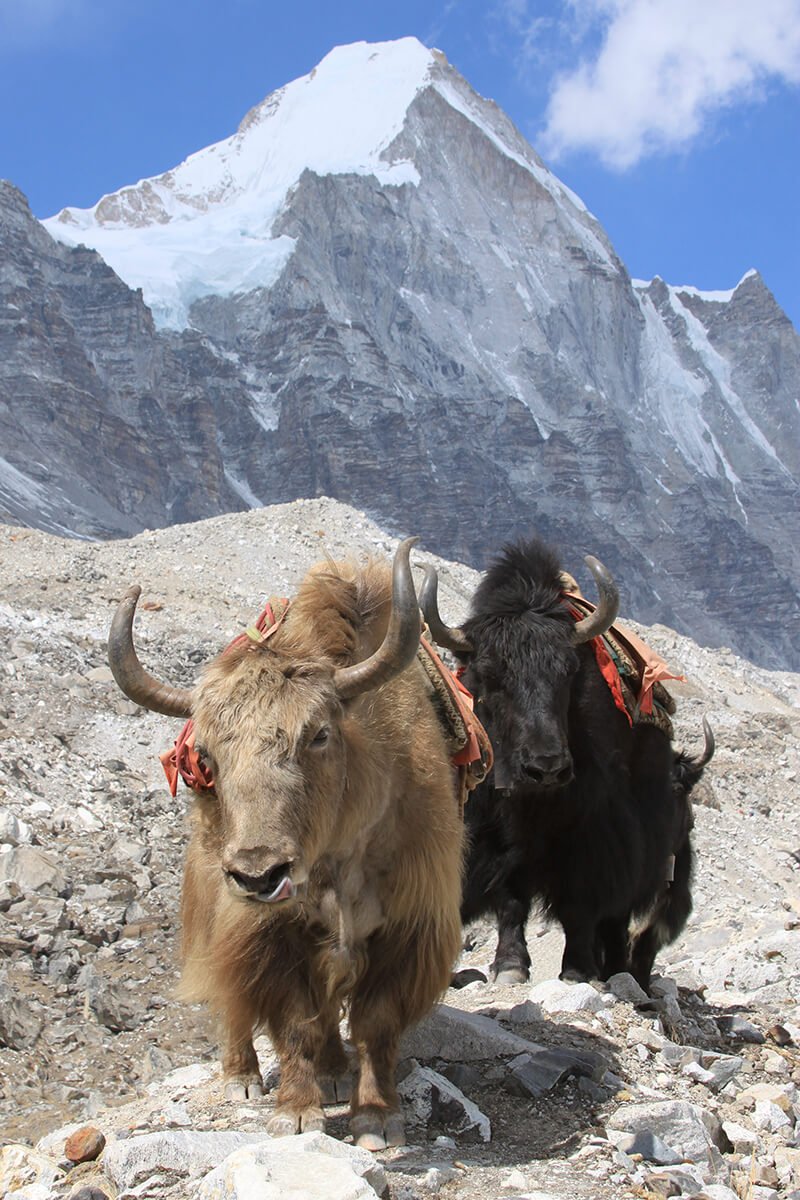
[309, 726, 330, 748]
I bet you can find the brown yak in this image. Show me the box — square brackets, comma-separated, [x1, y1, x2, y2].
[107, 539, 464, 1151]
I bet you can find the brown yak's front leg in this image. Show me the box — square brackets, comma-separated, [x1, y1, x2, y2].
[348, 1019, 405, 1151]
[258, 950, 329, 1136]
[220, 1007, 265, 1101]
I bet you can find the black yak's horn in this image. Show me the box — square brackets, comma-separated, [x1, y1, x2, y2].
[418, 566, 473, 655]
[572, 556, 620, 644]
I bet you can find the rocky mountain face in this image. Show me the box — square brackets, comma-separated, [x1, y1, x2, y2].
[0, 39, 798, 669]
[1, 500, 799, 1198]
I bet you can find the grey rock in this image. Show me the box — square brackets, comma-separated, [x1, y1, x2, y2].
[398, 1063, 491, 1142]
[0, 844, 69, 897]
[0, 808, 31, 846]
[606, 1099, 724, 1163]
[83, 967, 144, 1032]
[102, 1130, 271, 1190]
[195, 1131, 386, 1200]
[700, 1052, 744, 1091]
[606, 1129, 683, 1165]
[606, 972, 650, 1004]
[0, 971, 43, 1048]
[528, 978, 611, 1014]
[400, 1003, 541, 1061]
[718, 1015, 766, 1043]
[506, 1046, 598, 1097]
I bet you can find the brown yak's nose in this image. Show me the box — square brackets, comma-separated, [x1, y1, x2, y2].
[222, 850, 296, 902]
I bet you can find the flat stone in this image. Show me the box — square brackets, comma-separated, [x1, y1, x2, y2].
[103, 1131, 270, 1190]
[145, 1062, 216, 1095]
[721, 1119, 758, 1152]
[400, 1003, 542, 1061]
[738, 1082, 794, 1111]
[506, 1046, 597, 1097]
[195, 1131, 386, 1199]
[697, 1186, 740, 1200]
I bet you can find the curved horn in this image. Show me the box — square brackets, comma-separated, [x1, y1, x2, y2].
[572, 556, 620, 644]
[418, 565, 473, 655]
[334, 537, 423, 701]
[108, 585, 193, 718]
[697, 716, 715, 767]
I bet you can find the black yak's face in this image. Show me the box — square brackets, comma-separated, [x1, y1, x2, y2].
[463, 614, 578, 792]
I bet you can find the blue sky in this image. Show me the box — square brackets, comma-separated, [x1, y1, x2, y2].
[2, 0, 798, 327]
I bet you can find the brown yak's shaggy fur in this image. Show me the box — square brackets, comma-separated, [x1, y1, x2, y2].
[180, 556, 464, 1148]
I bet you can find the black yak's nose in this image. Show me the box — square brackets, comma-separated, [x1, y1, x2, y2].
[521, 751, 573, 787]
[224, 859, 296, 902]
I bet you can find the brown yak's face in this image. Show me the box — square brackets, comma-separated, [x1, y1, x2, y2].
[191, 648, 347, 906]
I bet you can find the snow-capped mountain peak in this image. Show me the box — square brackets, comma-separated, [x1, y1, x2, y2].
[42, 37, 604, 330]
[43, 39, 437, 327]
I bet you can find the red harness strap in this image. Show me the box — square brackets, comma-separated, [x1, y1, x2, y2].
[562, 592, 684, 725]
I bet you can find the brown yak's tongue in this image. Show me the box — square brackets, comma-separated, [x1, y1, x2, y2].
[266, 875, 295, 903]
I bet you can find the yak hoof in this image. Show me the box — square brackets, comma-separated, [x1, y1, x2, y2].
[490, 960, 529, 985]
[493, 966, 529, 986]
[450, 967, 488, 989]
[351, 1109, 406, 1151]
[320, 1074, 353, 1105]
[267, 1107, 326, 1137]
[559, 966, 592, 984]
[224, 1076, 264, 1102]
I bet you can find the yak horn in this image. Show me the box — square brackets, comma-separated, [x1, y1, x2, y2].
[108, 585, 194, 718]
[697, 716, 715, 767]
[572, 556, 620, 644]
[334, 537, 423, 701]
[418, 566, 473, 655]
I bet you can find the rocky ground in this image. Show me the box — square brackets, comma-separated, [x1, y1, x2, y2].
[0, 497, 798, 1200]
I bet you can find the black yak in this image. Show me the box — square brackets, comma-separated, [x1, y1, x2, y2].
[421, 536, 713, 992]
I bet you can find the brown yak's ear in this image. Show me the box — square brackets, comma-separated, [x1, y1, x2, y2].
[108, 586, 194, 717]
[418, 564, 473, 656]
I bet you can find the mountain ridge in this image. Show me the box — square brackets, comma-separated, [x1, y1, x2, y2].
[1, 39, 798, 669]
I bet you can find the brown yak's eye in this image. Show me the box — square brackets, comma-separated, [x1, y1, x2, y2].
[195, 745, 213, 770]
[309, 726, 330, 749]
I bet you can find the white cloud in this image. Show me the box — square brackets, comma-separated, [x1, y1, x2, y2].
[0, 0, 119, 52]
[537, 0, 800, 168]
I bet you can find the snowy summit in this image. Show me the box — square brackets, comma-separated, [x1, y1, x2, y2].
[42, 40, 434, 328]
[42, 37, 588, 330]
